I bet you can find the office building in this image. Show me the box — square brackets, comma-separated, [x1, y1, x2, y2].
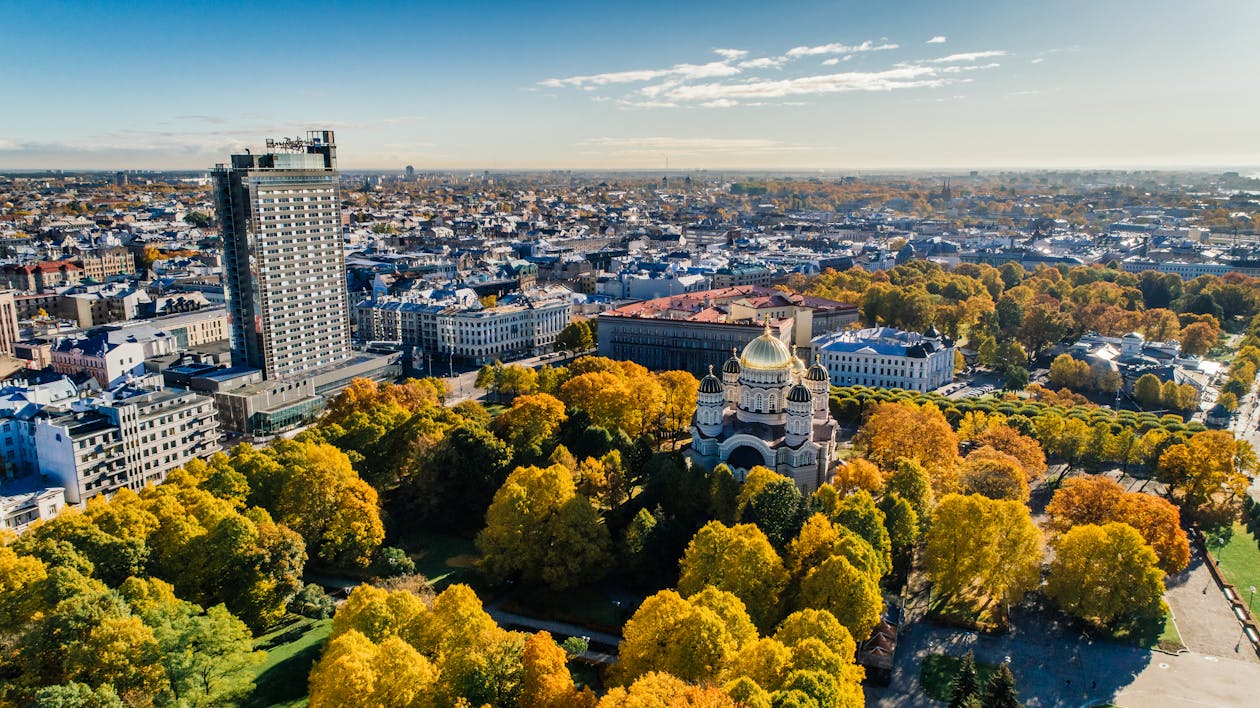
[213, 131, 351, 380]
[598, 285, 858, 374]
[354, 286, 572, 365]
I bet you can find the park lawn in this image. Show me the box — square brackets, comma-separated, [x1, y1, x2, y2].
[1215, 522, 1260, 596]
[403, 529, 482, 590]
[245, 617, 332, 708]
[926, 594, 1006, 633]
[919, 654, 1000, 701]
[1105, 609, 1184, 653]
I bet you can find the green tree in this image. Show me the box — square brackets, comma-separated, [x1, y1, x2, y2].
[739, 477, 807, 549]
[948, 651, 980, 708]
[400, 422, 514, 533]
[981, 663, 1022, 708]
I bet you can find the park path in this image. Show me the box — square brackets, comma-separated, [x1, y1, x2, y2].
[1164, 546, 1260, 663]
[486, 604, 621, 665]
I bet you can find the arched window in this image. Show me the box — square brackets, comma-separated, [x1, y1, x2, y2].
[755, 392, 765, 412]
[768, 392, 778, 412]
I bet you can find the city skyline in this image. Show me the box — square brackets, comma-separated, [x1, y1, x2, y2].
[2, 0, 1259, 171]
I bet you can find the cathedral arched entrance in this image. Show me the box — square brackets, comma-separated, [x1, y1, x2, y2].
[725, 444, 774, 480]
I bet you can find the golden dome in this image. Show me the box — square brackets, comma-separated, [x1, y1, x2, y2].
[740, 323, 794, 370]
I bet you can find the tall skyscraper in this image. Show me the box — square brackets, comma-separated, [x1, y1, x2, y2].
[212, 131, 351, 380]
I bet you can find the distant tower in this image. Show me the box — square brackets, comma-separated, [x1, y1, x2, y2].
[805, 354, 830, 416]
[212, 130, 351, 380]
[785, 380, 813, 447]
[696, 366, 726, 437]
[722, 348, 741, 406]
[405, 165, 415, 180]
[940, 178, 952, 201]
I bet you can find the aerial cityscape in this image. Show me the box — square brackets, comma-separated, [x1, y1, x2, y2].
[3, 2, 1260, 707]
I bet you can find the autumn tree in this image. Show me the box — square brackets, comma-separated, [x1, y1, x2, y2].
[616, 589, 752, 685]
[922, 494, 1043, 610]
[677, 522, 789, 631]
[960, 446, 1030, 502]
[239, 440, 384, 568]
[1046, 476, 1189, 574]
[520, 632, 596, 708]
[1157, 430, 1249, 519]
[1046, 523, 1165, 627]
[854, 402, 960, 493]
[970, 425, 1047, 482]
[831, 458, 885, 496]
[796, 554, 882, 641]
[477, 464, 613, 591]
[492, 393, 567, 462]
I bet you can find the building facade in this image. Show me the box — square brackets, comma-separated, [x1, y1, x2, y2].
[213, 131, 351, 380]
[51, 333, 146, 387]
[598, 285, 858, 375]
[355, 287, 572, 365]
[690, 325, 837, 493]
[0, 289, 17, 356]
[79, 246, 136, 281]
[35, 383, 221, 504]
[813, 326, 955, 393]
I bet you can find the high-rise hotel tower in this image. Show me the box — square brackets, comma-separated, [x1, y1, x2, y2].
[212, 131, 351, 380]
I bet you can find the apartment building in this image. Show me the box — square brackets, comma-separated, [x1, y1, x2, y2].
[35, 383, 221, 504]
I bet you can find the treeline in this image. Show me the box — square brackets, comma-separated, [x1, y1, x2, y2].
[790, 261, 1260, 366]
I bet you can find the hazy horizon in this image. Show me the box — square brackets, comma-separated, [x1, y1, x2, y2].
[3, 0, 1258, 171]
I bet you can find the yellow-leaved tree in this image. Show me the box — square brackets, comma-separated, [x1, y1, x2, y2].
[476, 464, 613, 591]
[1045, 522, 1165, 627]
[677, 521, 789, 631]
[921, 493, 1043, 611]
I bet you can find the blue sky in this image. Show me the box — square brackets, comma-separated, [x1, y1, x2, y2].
[1, 0, 1258, 170]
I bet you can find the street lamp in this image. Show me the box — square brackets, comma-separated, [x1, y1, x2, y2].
[1250, 586, 1257, 615]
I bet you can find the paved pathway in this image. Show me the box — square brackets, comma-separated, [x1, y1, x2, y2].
[1165, 546, 1260, 663]
[868, 615, 1260, 707]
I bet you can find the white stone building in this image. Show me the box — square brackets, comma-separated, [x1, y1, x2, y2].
[690, 325, 838, 492]
[813, 325, 955, 393]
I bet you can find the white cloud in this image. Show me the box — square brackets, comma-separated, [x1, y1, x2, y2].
[541, 60, 740, 88]
[701, 99, 740, 108]
[739, 57, 786, 69]
[926, 36, 947, 44]
[713, 48, 748, 60]
[1031, 57, 1045, 64]
[821, 58, 840, 66]
[652, 65, 949, 103]
[921, 50, 1007, 64]
[785, 40, 898, 57]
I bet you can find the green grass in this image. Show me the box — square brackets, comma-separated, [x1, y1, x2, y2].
[926, 594, 1006, 633]
[1214, 522, 1260, 596]
[919, 654, 999, 701]
[401, 529, 481, 590]
[245, 618, 332, 708]
[1108, 611, 1184, 652]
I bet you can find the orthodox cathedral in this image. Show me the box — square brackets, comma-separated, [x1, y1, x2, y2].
[690, 323, 838, 492]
